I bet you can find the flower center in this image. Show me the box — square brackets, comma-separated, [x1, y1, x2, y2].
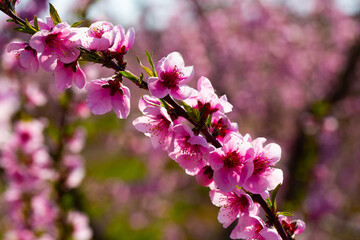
[88, 25, 112, 38]
[45, 32, 62, 48]
[223, 151, 242, 169]
[253, 156, 270, 174]
[160, 66, 184, 89]
[211, 118, 229, 138]
[102, 79, 124, 96]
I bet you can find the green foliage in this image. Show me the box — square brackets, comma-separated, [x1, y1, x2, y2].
[49, 3, 62, 25]
[118, 70, 139, 83]
[137, 56, 155, 77]
[71, 20, 84, 28]
[145, 50, 157, 77]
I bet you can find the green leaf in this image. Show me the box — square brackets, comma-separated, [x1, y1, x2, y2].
[118, 70, 139, 82]
[71, 20, 84, 28]
[24, 18, 37, 32]
[159, 99, 170, 110]
[7, 19, 14, 22]
[277, 211, 294, 217]
[271, 184, 281, 206]
[182, 102, 194, 115]
[270, 184, 281, 213]
[145, 50, 157, 77]
[13, 26, 36, 34]
[206, 114, 212, 129]
[33, 15, 39, 31]
[136, 56, 154, 77]
[265, 197, 272, 208]
[49, 3, 62, 25]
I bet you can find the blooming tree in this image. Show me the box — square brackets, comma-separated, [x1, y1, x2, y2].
[0, 1, 308, 239]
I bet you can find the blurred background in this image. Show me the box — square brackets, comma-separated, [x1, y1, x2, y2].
[1, 0, 360, 239]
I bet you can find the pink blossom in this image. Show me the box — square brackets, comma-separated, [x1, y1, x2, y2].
[66, 127, 87, 153]
[85, 78, 130, 119]
[12, 119, 46, 153]
[243, 136, 283, 194]
[29, 22, 80, 71]
[82, 21, 115, 51]
[209, 134, 254, 192]
[109, 25, 135, 54]
[168, 125, 210, 175]
[54, 61, 86, 91]
[7, 42, 39, 72]
[67, 211, 93, 240]
[24, 83, 47, 108]
[133, 100, 174, 149]
[31, 192, 58, 230]
[280, 216, 306, 237]
[210, 188, 259, 228]
[148, 52, 194, 100]
[230, 215, 281, 240]
[63, 155, 85, 189]
[211, 116, 238, 142]
[185, 76, 232, 119]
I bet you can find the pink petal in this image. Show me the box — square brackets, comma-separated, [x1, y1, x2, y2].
[170, 85, 193, 100]
[214, 167, 234, 192]
[86, 83, 112, 115]
[39, 47, 58, 71]
[188, 135, 208, 148]
[59, 47, 80, 64]
[29, 31, 48, 52]
[125, 27, 135, 50]
[264, 143, 282, 164]
[209, 149, 225, 170]
[74, 65, 86, 89]
[264, 168, 283, 191]
[111, 85, 130, 119]
[19, 51, 38, 72]
[197, 76, 214, 93]
[294, 220, 306, 235]
[148, 77, 169, 98]
[54, 65, 73, 91]
[243, 174, 267, 194]
[7, 42, 26, 52]
[164, 52, 184, 69]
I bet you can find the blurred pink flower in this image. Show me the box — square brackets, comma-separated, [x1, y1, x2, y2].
[148, 52, 194, 100]
[63, 155, 85, 189]
[67, 211, 93, 240]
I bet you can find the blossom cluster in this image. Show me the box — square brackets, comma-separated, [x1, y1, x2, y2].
[132, 52, 305, 239]
[3, 5, 306, 239]
[8, 17, 134, 118]
[0, 117, 91, 240]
